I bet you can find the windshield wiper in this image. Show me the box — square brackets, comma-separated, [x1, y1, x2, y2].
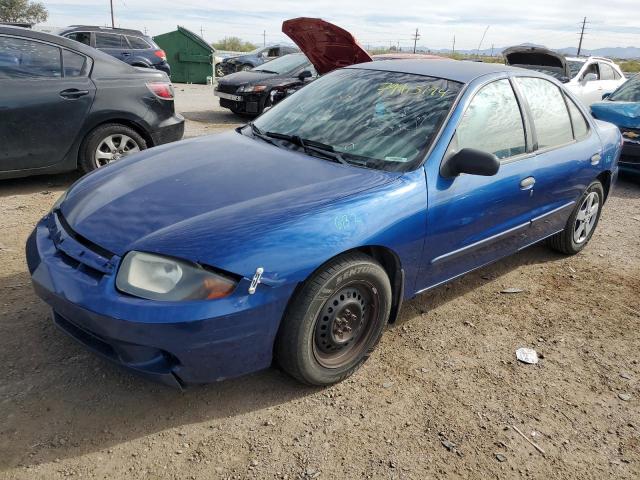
[264, 132, 350, 165]
[254, 69, 278, 74]
[248, 123, 276, 146]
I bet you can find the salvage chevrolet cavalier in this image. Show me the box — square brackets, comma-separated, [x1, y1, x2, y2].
[27, 60, 622, 388]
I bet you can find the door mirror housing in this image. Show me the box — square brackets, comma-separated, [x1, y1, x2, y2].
[441, 148, 501, 178]
[601, 92, 611, 100]
[298, 70, 313, 81]
[582, 72, 598, 84]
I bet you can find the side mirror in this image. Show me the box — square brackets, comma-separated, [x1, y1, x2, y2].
[298, 70, 313, 81]
[601, 92, 611, 100]
[441, 148, 500, 178]
[582, 73, 598, 84]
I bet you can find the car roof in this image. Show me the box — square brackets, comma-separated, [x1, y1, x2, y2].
[61, 25, 144, 36]
[349, 58, 522, 84]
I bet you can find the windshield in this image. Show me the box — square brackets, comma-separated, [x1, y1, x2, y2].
[253, 68, 462, 171]
[253, 54, 309, 74]
[609, 75, 640, 102]
[568, 60, 585, 78]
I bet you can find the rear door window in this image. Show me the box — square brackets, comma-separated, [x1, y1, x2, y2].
[126, 35, 151, 49]
[95, 33, 124, 48]
[451, 79, 526, 160]
[516, 77, 574, 149]
[0, 36, 61, 79]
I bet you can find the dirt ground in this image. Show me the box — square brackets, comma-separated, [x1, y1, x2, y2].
[1, 84, 639, 480]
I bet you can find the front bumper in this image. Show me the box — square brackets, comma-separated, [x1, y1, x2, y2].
[26, 213, 293, 387]
[150, 113, 185, 146]
[620, 141, 640, 173]
[215, 89, 267, 115]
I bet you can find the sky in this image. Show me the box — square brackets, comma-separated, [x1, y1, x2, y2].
[41, 0, 640, 51]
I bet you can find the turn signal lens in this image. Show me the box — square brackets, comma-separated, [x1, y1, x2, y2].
[146, 82, 174, 100]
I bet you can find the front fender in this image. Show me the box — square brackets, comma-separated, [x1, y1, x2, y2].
[202, 168, 428, 295]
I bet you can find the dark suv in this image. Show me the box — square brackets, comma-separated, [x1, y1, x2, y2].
[59, 26, 171, 76]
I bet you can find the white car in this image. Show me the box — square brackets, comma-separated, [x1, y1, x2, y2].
[504, 46, 626, 106]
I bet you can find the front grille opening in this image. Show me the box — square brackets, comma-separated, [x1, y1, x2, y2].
[56, 211, 115, 260]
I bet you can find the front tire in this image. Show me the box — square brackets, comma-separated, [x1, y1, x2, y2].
[548, 181, 604, 255]
[79, 123, 147, 174]
[276, 253, 392, 386]
[240, 64, 253, 72]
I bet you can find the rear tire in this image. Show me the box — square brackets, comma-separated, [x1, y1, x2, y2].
[547, 181, 604, 255]
[79, 123, 147, 174]
[276, 253, 392, 386]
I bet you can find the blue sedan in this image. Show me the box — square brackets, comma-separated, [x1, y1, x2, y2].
[27, 60, 622, 388]
[591, 74, 640, 175]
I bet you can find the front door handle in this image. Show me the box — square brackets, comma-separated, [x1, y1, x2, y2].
[591, 153, 602, 165]
[520, 176, 536, 190]
[122, 52, 131, 56]
[59, 89, 90, 99]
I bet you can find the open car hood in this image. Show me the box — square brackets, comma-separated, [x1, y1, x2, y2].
[503, 46, 570, 81]
[282, 17, 372, 75]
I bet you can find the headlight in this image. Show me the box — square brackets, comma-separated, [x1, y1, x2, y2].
[116, 251, 237, 301]
[237, 85, 267, 93]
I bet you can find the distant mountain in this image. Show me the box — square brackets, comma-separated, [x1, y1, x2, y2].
[425, 44, 640, 60]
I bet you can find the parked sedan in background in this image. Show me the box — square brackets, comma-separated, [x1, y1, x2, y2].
[0, 26, 184, 179]
[591, 74, 640, 175]
[27, 59, 620, 388]
[503, 46, 625, 105]
[215, 53, 317, 115]
[59, 26, 171, 75]
[216, 44, 299, 76]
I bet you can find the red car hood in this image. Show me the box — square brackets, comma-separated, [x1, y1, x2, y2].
[282, 17, 372, 75]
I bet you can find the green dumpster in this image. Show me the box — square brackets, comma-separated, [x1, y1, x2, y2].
[153, 26, 213, 84]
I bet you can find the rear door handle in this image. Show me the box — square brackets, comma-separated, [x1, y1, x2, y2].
[520, 176, 536, 190]
[59, 89, 89, 99]
[591, 153, 602, 165]
[122, 52, 131, 56]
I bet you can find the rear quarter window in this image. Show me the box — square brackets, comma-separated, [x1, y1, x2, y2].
[126, 36, 151, 49]
[564, 94, 590, 140]
[62, 49, 87, 77]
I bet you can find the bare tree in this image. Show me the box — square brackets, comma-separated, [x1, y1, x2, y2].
[0, 0, 48, 24]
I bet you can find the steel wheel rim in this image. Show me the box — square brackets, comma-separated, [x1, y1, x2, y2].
[312, 281, 380, 369]
[241, 65, 252, 71]
[95, 134, 140, 168]
[573, 191, 599, 244]
[215, 65, 224, 76]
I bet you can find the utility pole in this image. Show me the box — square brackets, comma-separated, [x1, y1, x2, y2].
[452, 35, 456, 54]
[490, 43, 494, 57]
[412, 28, 420, 54]
[109, 0, 115, 28]
[577, 16, 587, 56]
[397, 40, 400, 52]
[263, 30, 266, 46]
[199, 26, 205, 39]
